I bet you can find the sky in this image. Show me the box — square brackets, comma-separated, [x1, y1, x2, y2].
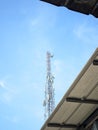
[0, 0, 98, 130]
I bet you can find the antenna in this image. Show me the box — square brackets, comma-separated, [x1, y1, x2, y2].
[43, 51, 55, 120]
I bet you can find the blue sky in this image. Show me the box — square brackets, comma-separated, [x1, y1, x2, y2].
[0, 0, 98, 130]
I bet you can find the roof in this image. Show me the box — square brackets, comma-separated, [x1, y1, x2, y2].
[40, 0, 98, 18]
[41, 48, 98, 130]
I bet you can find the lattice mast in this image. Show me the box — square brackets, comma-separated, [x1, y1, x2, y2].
[43, 51, 55, 119]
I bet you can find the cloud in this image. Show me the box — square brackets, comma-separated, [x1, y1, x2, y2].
[31, 17, 40, 27]
[0, 80, 5, 88]
[53, 59, 65, 75]
[30, 3, 58, 33]
[2, 91, 13, 104]
[73, 23, 98, 44]
[0, 79, 18, 105]
[30, 15, 56, 34]
[5, 115, 20, 123]
[52, 59, 67, 91]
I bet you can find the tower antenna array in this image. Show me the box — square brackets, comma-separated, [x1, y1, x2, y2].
[43, 51, 55, 119]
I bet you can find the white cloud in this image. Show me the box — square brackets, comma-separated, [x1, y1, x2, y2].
[0, 80, 5, 88]
[5, 115, 20, 123]
[30, 3, 58, 33]
[0, 79, 18, 104]
[52, 59, 67, 92]
[2, 91, 13, 103]
[53, 59, 65, 75]
[31, 17, 40, 27]
[73, 23, 98, 44]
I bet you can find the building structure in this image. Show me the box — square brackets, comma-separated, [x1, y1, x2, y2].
[40, 0, 98, 18]
[41, 48, 98, 130]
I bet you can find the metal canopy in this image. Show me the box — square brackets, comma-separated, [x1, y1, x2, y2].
[40, 0, 98, 18]
[41, 48, 98, 130]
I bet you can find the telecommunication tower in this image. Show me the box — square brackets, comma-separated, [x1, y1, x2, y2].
[43, 51, 55, 120]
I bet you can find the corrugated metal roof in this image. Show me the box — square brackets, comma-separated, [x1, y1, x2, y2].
[41, 48, 98, 130]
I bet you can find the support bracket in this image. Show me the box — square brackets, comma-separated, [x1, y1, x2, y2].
[66, 97, 98, 104]
[93, 59, 98, 65]
[47, 123, 77, 128]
